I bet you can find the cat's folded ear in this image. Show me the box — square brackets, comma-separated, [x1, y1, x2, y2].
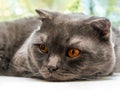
[86, 17, 111, 40]
[35, 9, 52, 22]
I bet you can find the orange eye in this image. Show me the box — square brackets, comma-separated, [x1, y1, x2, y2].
[39, 44, 48, 53]
[67, 48, 80, 58]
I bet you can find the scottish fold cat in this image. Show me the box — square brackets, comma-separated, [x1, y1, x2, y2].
[0, 9, 120, 81]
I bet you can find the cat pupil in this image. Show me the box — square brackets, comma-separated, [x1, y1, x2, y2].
[71, 49, 75, 54]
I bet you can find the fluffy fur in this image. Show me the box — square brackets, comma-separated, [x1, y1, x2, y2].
[0, 9, 119, 81]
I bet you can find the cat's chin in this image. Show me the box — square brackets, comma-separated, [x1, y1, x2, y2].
[39, 72, 80, 81]
[39, 70, 110, 81]
[40, 73, 68, 81]
[44, 76, 63, 81]
[43, 75, 76, 82]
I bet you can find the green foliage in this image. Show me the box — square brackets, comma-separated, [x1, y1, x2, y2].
[67, 0, 81, 12]
[0, 0, 120, 27]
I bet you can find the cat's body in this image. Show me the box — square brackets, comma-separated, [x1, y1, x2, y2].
[0, 9, 120, 81]
[0, 17, 41, 71]
[112, 27, 120, 72]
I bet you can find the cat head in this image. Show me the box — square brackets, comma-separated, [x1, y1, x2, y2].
[27, 9, 115, 81]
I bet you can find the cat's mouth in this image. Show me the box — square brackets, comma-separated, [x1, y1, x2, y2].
[39, 69, 80, 81]
[39, 68, 107, 81]
[40, 71, 65, 81]
[44, 75, 59, 81]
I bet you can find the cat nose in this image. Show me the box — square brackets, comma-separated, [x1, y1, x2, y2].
[47, 66, 58, 73]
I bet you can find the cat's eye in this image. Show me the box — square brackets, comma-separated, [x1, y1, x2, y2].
[39, 44, 48, 53]
[67, 48, 80, 58]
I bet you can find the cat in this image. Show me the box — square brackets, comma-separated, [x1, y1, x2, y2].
[0, 9, 120, 81]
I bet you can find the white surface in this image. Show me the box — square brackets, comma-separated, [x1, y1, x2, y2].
[1, 73, 120, 90]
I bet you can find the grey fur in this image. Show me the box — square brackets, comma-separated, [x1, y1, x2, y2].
[0, 17, 41, 71]
[0, 9, 119, 81]
[112, 27, 120, 72]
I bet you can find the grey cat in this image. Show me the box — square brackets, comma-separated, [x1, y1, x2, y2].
[0, 9, 120, 81]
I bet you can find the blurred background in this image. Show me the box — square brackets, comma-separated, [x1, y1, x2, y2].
[0, 0, 120, 28]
